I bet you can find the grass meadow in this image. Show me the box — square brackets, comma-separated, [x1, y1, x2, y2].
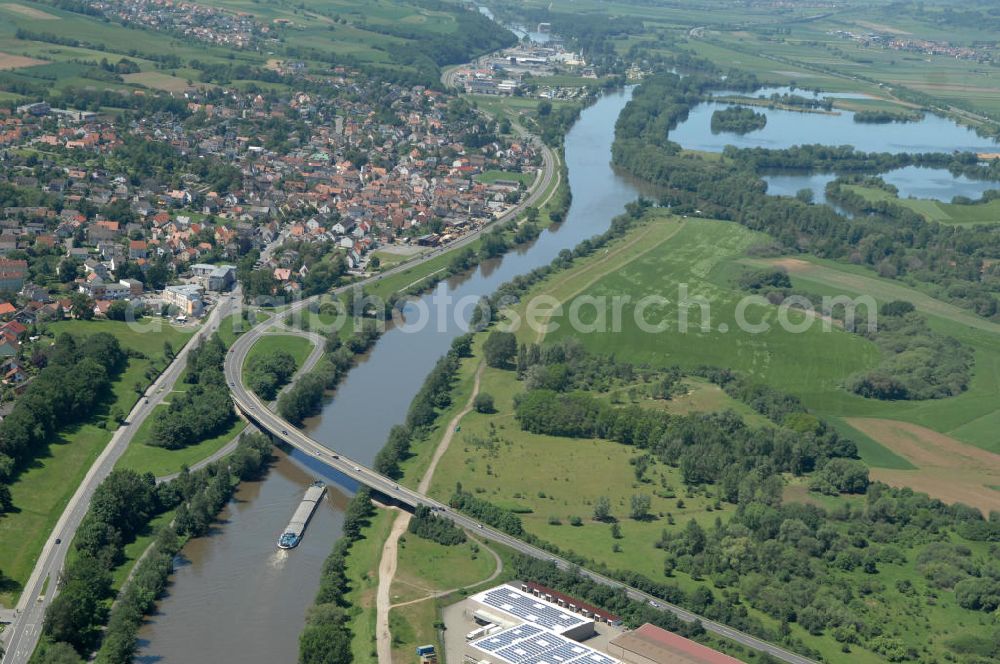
[0, 319, 193, 606]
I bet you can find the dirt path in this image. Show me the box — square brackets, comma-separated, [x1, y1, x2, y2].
[388, 535, 503, 611]
[375, 362, 485, 662]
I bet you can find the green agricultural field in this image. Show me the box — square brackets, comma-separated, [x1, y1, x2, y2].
[0, 0, 513, 100]
[530, 213, 880, 410]
[0, 318, 194, 606]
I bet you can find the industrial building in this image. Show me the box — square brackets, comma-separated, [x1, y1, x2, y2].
[450, 583, 743, 664]
[608, 623, 745, 664]
[461, 584, 618, 664]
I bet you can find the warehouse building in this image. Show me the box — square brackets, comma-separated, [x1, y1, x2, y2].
[608, 623, 745, 664]
[462, 584, 618, 664]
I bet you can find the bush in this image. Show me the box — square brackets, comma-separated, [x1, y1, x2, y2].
[473, 393, 495, 414]
[408, 505, 466, 545]
[809, 459, 870, 495]
[245, 350, 297, 401]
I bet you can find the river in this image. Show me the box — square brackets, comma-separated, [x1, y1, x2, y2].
[135, 88, 643, 663]
[133, 64, 1000, 661]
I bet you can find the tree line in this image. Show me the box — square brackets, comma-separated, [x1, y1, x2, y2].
[34, 433, 273, 663]
[0, 332, 126, 517]
[612, 72, 1000, 320]
[246, 349, 298, 401]
[298, 488, 375, 664]
[407, 504, 466, 545]
[148, 336, 234, 449]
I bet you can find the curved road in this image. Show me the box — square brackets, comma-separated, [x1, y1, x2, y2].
[0, 121, 555, 664]
[1, 292, 240, 664]
[224, 321, 816, 664]
[218, 66, 813, 663]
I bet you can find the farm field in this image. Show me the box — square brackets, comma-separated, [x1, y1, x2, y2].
[741, 255, 1000, 452]
[848, 417, 1000, 512]
[532, 214, 879, 417]
[0, 0, 511, 103]
[495, 207, 1000, 500]
[0, 319, 194, 606]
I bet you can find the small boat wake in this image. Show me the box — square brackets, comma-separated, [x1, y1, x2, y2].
[268, 549, 289, 570]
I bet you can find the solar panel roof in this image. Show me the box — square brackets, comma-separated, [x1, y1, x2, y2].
[473, 586, 590, 633]
[471, 625, 617, 664]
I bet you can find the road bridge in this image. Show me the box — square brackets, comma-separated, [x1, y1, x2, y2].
[223, 302, 817, 664]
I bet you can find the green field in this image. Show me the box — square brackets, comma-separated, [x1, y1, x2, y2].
[0, 0, 514, 102]
[846, 184, 1000, 226]
[475, 169, 535, 186]
[0, 319, 194, 606]
[388, 534, 509, 661]
[530, 215, 878, 417]
[737, 254, 1000, 450]
[114, 402, 246, 477]
[242, 333, 315, 374]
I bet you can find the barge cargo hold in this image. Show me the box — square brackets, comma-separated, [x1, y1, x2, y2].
[277, 481, 326, 549]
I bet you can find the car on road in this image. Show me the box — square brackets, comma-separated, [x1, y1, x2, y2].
[282, 429, 288, 435]
[55, 538, 61, 544]
[353, 466, 361, 471]
[331, 454, 339, 459]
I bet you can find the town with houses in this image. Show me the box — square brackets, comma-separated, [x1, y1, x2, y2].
[832, 28, 990, 62]
[0, 63, 541, 402]
[81, 0, 273, 50]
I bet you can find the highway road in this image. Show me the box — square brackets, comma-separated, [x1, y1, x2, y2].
[1, 292, 239, 664]
[213, 74, 810, 659]
[0, 120, 554, 663]
[224, 305, 816, 664]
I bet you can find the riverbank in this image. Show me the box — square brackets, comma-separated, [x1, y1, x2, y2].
[131, 86, 581, 664]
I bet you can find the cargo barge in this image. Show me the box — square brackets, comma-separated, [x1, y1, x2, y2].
[277, 481, 326, 549]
